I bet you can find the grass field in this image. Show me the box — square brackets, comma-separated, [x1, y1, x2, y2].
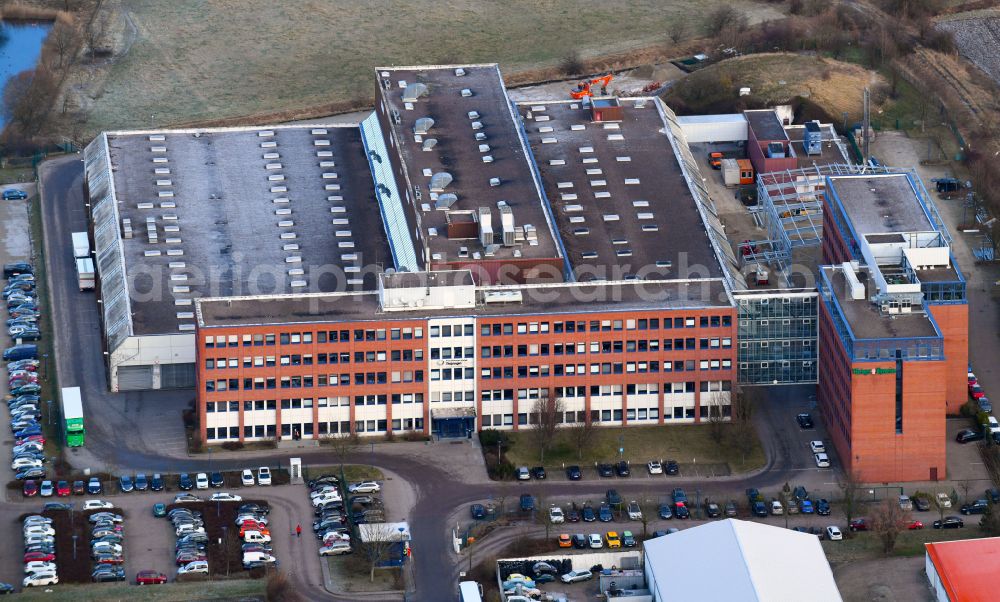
[12, 579, 265, 601]
[503, 423, 765, 474]
[304, 464, 384, 482]
[823, 524, 984, 564]
[82, 0, 785, 133]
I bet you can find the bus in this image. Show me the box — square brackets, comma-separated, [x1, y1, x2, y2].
[61, 387, 85, 447]
[459, 581, 483, 602]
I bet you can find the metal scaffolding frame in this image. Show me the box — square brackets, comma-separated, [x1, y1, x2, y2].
[745, 163, 917, 285]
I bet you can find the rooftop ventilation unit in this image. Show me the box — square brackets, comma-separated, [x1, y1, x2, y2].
[391, 109, 401, 124]
[429, 172, 453, 192]
[489, 177, 501, 187]
[461, 88, 473, 97]
[804, 121, 823, 156]
[414, 117, 434, 135]
[455, 67, 466, 77]
[766, 142, 786, 158]
[402, 83, 428, 103]
[498, 202, 515, 247]
[436, 193, 458, 210]
[479, 207, 493, 247]
[421, 138, 438, 152]
[475, 132, 487, 141]
[483, 290, 523, 304]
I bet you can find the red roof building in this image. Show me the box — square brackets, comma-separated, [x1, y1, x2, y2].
[925, 537, 1000, 601]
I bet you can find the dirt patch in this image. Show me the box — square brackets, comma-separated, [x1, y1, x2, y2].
[833, 556, 934, 602]
[664, 53, 883, 121]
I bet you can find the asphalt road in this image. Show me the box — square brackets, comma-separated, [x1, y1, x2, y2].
[36, 155, 839, 600]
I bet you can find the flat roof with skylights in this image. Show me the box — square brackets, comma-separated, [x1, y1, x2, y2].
[516, 98, 725, 282]
[98, 124, 390, 335]
[374, 64, 561, 266]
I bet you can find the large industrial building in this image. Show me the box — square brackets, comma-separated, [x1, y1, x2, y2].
[82, 63, 968, 479]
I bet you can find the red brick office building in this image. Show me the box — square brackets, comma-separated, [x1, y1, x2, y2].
[818, 173, 967, 481]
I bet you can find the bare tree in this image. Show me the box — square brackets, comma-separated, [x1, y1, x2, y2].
[327, 433, 360, 476]
[706, 391, 730, 444]
[84, 7, 108, 60]
[265, 570, 299, 601]
[567, 413, 597, 461]
[839, 470, 865, 530]
[529, 397, 564, 464]
[2, 67, 58, 137]
[358, 522, 406, 583]
[49, 14, 81, 69]
[638, 501, 651, 539]
[869, 499, 910, 555]
[559, 51, 584, 76]
[958, 480, 974, 505]
[668, 20, 688, 45]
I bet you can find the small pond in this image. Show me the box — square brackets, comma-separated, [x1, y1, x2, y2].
[0, 21, 53, 128]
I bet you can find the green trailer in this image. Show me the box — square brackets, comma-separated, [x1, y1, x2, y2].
[61, 386, 85, 447]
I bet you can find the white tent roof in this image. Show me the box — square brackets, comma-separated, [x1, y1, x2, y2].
[643, 519, 842, 602]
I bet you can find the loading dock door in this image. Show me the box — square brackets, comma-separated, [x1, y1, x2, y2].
[117, 365, 154, 391]
[160, 363, 195, 389]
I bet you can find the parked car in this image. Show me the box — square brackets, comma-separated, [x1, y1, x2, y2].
[470, 504, 486, 520]
[56, 481, 70, 497]
[606, 531, 621, 548]
[582, 504, 596, 522]
[548, 506, 564, 524]
[647, 460, 663, 475]
[724, 501, 738, 517]
[614, 461, 630, 477]
[178, 473, 193, 490]
[561, 569, 594, 583]
[530, 466, 546, 480]
[674, 502, 690, 519]
[135, 473, 149, 491]
[936, 493, 953, 508]
[519, 494, 534, 512]
[849, 518, 868, 532]
[665, 460, 680, 475]
[597, 463, 614, 477]
[814, 453, 831, 468]
[516, 466, 530, 480]
[177, 561, 209, 575]
[3, 189, 28, 201]
[672, 488, 687, 505]
[348, 481, 380, 494]
[153, 503, 167, 517]
[606, 489, 622, 506]
[956, 429, 984, 443]
[565, 465, 582, 480]
[913, 496, 931, 512]
[83, 500, 114, 510]
[119, 475, 134, 493]
[571, 534, 587, 549]
[627, 500, 643, 520]
[658, 504, 673, 520]
[598, 504, 613, 522]
[933, 516, 965, 529]
[150, 474, 164, 492]
[135, 570, 167, 585]
[195, 473, 209, 490]
[587, 533, 603, 549]
[960, 499, 989, 515]
[557, 534, 572, 548]
[816, 499, 832, 516]
[796, 413, 814, 429]
[704, 500, 721, 518]
[257, 467, 272, 485]
[826, 526, 843, 541]
[23, 480, 38, 497]
[87, 478, 102, 494]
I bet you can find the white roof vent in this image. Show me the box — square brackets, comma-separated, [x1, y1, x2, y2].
[454, 67, 466, 76]
[421, 138, 438, 152]
[461, 88, 473, 97]
[414, 117, 434, 135]
[429, 172, 453, 192]
[489, 177, 501, 187]
[402, 82, 428, 103]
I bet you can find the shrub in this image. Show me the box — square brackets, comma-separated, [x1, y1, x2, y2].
[479, 429, 510, 451]
[559, 51, 584, 76]
[221, 441, 244, 451]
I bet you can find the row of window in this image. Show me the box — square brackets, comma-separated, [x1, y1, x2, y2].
[481, 337, 732, 358]
[205, 370, 426, 392]
[205, 336, 733, 371]
[480, 316, 732, 337]
[204, 326, 426, 349]
[204, 417, 427, 440]
[479, 381, 733, 401]
[206, 393, 427, 413]
[204, 349, 425, 370]
[480, 359, 732, 379]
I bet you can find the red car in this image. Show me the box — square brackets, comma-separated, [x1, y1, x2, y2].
[56, 481, 71, 497]
[136, 570, 168, 585]
[970, 385, 986, 400]
[849, 518, 868, 532]
[17, 435, 44, 445]
[908, 520, 924, 530]
[24, 552, 55, 563]
[22, 479, 38, 497]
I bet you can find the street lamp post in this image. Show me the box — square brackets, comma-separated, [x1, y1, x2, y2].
[41, 353, 48, 382]
[72, 534, 78, 560]
[47, 399, 53, 426]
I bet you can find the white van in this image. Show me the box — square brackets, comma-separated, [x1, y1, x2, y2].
[243, 530, 272, 544]
[242, 551, 277, 564]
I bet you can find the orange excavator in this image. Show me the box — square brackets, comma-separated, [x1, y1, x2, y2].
[570, 74, 613, 100]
